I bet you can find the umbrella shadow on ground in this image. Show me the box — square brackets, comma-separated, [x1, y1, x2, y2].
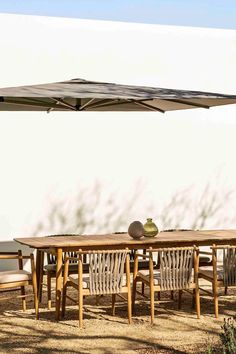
[1, 286, 235, 353]
[0, 312, 188, 354]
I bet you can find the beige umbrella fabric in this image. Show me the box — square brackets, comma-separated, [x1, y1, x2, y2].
[0, 78, 236, 113]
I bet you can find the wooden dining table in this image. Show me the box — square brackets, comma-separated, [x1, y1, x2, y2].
[14, 229, 236, 320]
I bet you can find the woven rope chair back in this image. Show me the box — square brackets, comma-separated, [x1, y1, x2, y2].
[222, 247, 236, 286]
[157, 247, 194, 291]
[47, 252, 57, 265]
[88, 250, 128, 295]
[47, 251, 78, 265]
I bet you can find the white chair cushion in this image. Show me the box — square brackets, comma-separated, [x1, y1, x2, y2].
[199, 265, 224, 280]
[0, 270, 31, 284]
[69, 274, 129, 289]
[137, 269, 195, 285]
[44, 263, 90, 273]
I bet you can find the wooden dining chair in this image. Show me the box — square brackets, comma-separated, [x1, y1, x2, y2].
[199, 244, 236, 318]
[132, 246, 200, 324]
[41, 250, 83, 309]
[42, 233, 152, 310]
[62, 249, 132, 328]
[0, 250, 38, 318]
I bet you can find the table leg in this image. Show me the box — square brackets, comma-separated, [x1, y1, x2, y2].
[39, 251, 44, 302]
[56, 248, 63, 321]
[36, 250, 43, 298]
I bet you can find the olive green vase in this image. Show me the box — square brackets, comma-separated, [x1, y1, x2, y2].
[143, 218, 159, 237]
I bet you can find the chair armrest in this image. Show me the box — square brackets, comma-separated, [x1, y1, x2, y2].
[133, 253, 154, 276]
[211, 245, 236, 250]
[134, 253, 151, 259]
[0, 252, 30, 260]
[22, 255, 32, 259]
[0, 252, 33, 260]
[199, 251, 212, 256]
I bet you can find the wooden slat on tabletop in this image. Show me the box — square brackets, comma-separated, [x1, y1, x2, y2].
[14, 230, 236, 250]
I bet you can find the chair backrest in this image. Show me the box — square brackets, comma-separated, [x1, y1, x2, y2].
[82, 249, 129, 295]
[47, 252, 57, 265]
[155, 247, 195, 291]
[0, 251, 21, 272]
[220, 246, 236, 286]
[47, 251, 79, 265]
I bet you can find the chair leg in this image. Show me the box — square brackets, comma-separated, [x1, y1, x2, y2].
[38, 285, 42, 304]
[213, 282, 219, 318]
[47, 272, 52, 310]
[21, 286, 26, 311]
[195, 287, 200, 319]
[150, 287, 155, 325]
[178, 290, 182, 310]
[78, 289, 83, 329]
[157, 292, 161, 301]
[225, 286, 228, 295]
[127, 286, 132, 325]
[192, 289, 195, 309]
[61, 282, 67, 318]
[32, 275, 39, 320]
[112, 294, 116, 316]
[170, 290, 174, 300]
[132, 279, 137, 314]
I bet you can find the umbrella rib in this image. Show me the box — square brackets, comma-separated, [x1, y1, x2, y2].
[2, 98, 68, 110]
[84, 98, 165, 112]
[165, 99, 210, 109]
[129, 100, 165, 113]
[78, 98, 97, 110]
[1, 97, 47, 105]
[51, 98, 77, 111]
[81, 99, 117, 110]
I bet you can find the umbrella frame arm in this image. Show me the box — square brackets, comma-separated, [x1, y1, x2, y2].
[165, 99, 210, 109]
[80, 98, 165, 112]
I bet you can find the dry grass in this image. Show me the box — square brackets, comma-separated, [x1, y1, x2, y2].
[0, 279, 234, 354]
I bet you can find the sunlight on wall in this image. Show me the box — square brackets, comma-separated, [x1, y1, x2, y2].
[0, 14, 236, 245]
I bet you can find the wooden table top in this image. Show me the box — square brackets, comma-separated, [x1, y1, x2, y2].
[14, 229, 236, 250]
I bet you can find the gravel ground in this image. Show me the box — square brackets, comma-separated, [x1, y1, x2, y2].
[0, 279, 233, 354]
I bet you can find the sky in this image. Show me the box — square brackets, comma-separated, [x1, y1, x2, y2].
[0, 0, 235, 30]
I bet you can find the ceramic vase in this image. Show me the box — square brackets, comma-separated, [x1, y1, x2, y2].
[128, 221, 144, 239]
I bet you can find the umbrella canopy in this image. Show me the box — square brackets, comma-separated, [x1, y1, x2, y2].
[0, 78, 236, 113]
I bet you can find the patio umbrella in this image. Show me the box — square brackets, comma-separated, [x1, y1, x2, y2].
[0, 78, 236, 113]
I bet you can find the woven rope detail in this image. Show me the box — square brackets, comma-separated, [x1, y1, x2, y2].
[47, 251, 79, 265]
[223, 247, 236, 286]
[158, 248, 194, 291]
[88, 251, 127, 295]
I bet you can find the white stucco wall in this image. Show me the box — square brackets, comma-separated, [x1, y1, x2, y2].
[0, 14, 236, 263]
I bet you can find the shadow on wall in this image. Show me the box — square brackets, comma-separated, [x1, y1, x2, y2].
[0, 241, 33, 271]
[33, 180, 236, 237]
[1, 179, 234, 270]
[33, 180, 148, 236]
[154, 182, 236, 231]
